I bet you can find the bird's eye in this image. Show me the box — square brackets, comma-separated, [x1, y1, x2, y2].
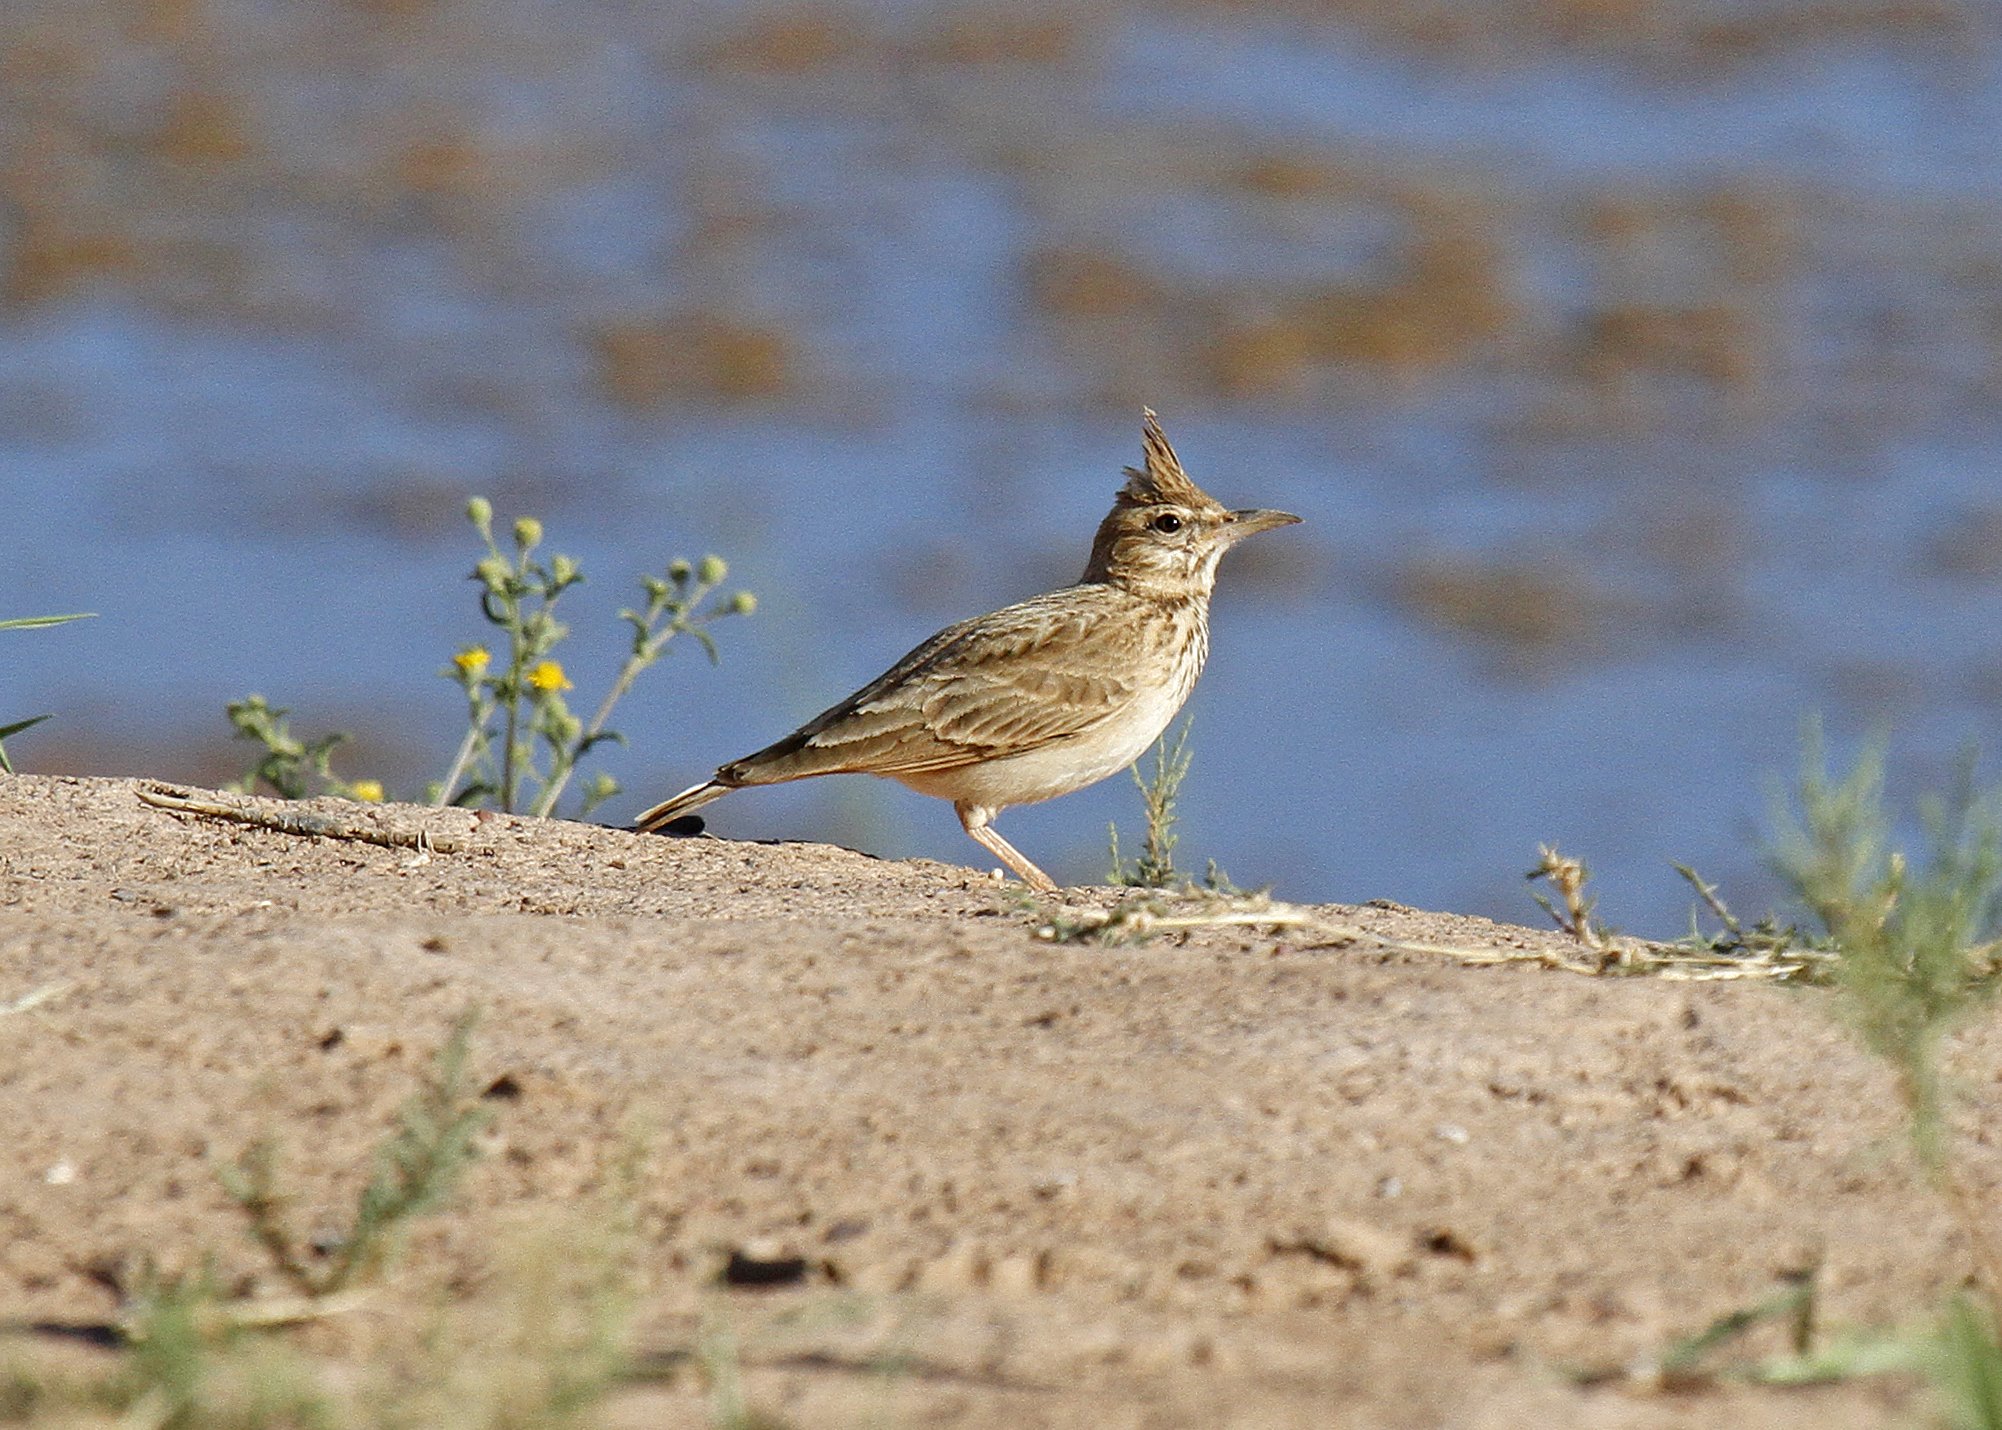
[1150, 513, 1183, 534]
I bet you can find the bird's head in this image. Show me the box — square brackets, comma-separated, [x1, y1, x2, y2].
[1080, 409, 1300, 599]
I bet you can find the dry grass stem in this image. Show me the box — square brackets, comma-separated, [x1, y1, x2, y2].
[137, 785, 466, 854]
[1307, 921, 1819, 981]
[0, 981, 74, 1017]
[1032, 888, 1313, 944]
[1029, 888, 1813, 981]
[119, 1287, 377, 1343]
[1526, 843, 1620, 960]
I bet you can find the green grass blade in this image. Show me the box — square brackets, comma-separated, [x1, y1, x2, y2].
[1658, 1276, 1816, 1380]
[0, 714, 53, 773]
[0, 613, 96, 630]
[0, 715, 52, 743]
[1751, 1328, 1924, 1385]
[1936, 1298, 2002, 1430]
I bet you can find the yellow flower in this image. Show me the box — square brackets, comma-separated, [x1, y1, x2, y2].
[350, 780, 385, 803]
[454, 646, 491, 676]
[527, 659, 572, 693]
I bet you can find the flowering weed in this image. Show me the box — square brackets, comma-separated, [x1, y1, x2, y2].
[226, 694, 378, 801]
[224, 500, 751, 816]
[432, 498, 754, 816]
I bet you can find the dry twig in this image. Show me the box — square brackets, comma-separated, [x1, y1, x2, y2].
[136, 785, 465, 854]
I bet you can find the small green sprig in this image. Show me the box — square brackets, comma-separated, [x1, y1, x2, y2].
[534, 553, 756, 818]
[226, 694, 382, 803]
[1108, 720, 1193, 888]
[217, 1011, 490, 1298]
[1767, 722, 2002, 1325]
[1768, 728, 2002, 1170]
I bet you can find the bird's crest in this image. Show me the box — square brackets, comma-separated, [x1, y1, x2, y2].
[1117, 409, 1215, 509]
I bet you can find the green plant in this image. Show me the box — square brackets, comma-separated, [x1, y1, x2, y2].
[0, 1021, 700, 1429]
[1670, 862, 1822, 971]
[376, 1211, 641, 1430]
[0, 612, 95, 773]
[109, 1260, 337, 1430]
[1108, 719, 1192, 887]
[72, 1016, 489, 1428]
[432, 497, 754, 817]
[217, 500, 751, 819]
[217, 1010, 491, 1298]
[1641, 1261, 1828, 1387]
[1768, 733, 2002, 1163]
[226, 695, 381, 803]
[119, 1260, 233, 1426]
[1934, 1296, 2002, 1430]
[1766, 726, 2002, 1318]
[1623, 728, 2002, 1418]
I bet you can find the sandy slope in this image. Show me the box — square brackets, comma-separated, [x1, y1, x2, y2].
[1, 774, 1992, 1426]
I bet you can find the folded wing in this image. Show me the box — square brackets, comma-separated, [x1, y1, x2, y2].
[720, 589, 1139, 786]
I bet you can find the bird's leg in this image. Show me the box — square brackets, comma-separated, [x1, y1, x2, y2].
[956, 801, 1058, 893]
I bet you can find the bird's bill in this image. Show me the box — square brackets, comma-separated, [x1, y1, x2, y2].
[1220, 508, 1303, 545]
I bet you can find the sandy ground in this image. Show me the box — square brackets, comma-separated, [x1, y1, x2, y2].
[1, 774, 1995, 1427]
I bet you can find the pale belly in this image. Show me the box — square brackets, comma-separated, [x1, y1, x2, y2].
[891, 667, 1196, 812]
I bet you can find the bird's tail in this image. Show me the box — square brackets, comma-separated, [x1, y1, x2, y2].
[632, 779, 735, 834]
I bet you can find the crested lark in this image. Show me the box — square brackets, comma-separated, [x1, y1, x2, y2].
[634, 410, 1300, 892]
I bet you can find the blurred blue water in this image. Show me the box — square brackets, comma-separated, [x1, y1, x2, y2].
[5, 1, 2002, 935]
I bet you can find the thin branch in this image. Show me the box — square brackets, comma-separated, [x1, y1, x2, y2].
[137, 786, 465, 854]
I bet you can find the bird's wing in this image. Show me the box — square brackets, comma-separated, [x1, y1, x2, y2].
[720, 589, 1145, 785]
